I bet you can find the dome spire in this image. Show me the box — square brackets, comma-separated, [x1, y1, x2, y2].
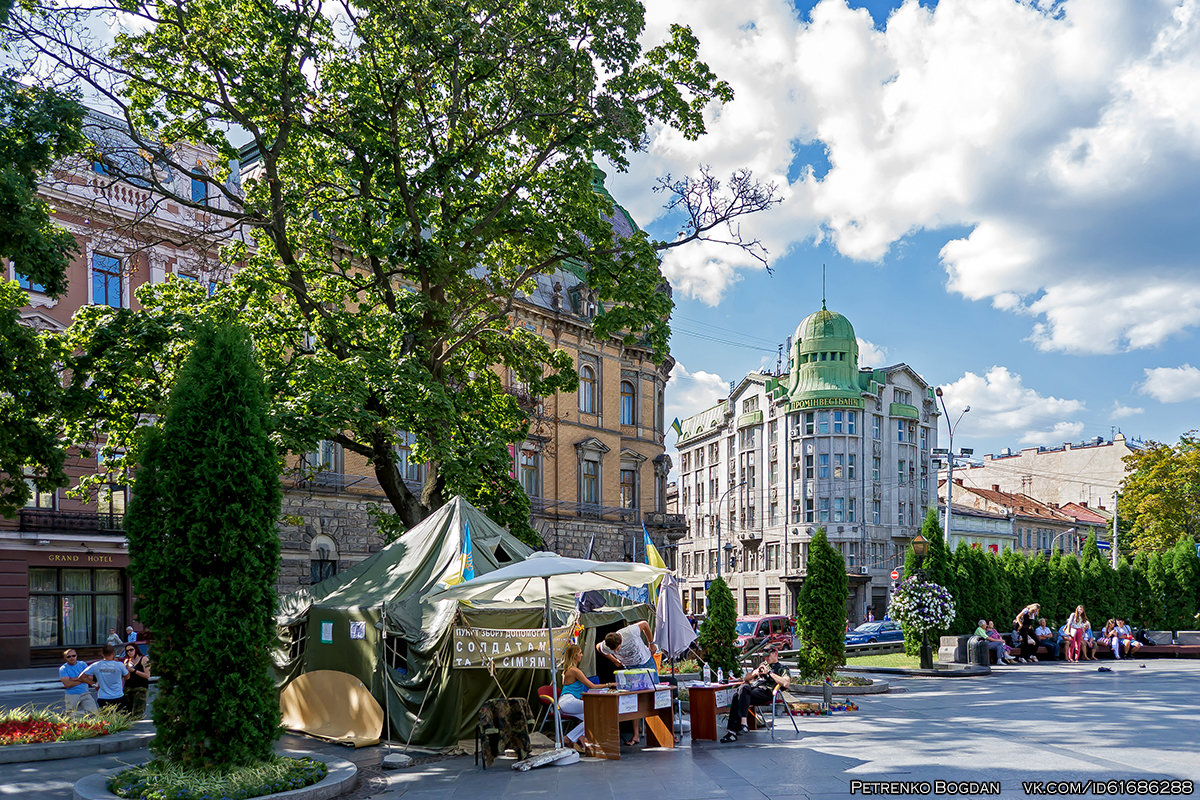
[822, 263, 827, 310]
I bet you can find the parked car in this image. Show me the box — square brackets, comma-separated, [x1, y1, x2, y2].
[734, 615, 793, 651]
[844, 621, 905, 645]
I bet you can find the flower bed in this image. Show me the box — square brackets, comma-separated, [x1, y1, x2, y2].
[107, 756, 328, 800]
[0, 707, 132, 745]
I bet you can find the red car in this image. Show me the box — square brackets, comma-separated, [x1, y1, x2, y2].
[734, 615, 793, 651]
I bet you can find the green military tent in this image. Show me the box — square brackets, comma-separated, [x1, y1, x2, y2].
[274, 496, 650, 747]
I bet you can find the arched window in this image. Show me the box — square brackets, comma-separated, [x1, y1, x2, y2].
[620, 380, 636, 425]
[579, 365, 596, 414]
[310, 534, 339, 584]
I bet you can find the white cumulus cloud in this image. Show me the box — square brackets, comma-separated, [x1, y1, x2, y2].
[856, 338, 888, 368]
[1140, 364, 1200, 403]
[1110, 402, 1144, 419]
[938, 366, 1086, 447]
[666, 361, 729, 429]
[615, 0, 1200, 353]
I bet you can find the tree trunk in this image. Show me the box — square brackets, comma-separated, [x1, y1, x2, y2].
[372, 444, 426, 530]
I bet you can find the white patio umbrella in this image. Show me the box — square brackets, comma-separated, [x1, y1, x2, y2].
[654, 573, 696, 659]
[423, 552, 669, 757]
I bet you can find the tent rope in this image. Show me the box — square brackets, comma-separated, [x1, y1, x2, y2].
[397, 643, 443, 755]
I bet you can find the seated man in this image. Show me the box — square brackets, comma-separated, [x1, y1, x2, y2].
[975, 619, 1015, 665]
[721, 646, 789, 742]
[1035, 618, 1060, 660]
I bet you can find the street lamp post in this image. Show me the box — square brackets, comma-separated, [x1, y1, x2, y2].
[715, 480, 747, 579]
[1048, 527, 1078, 556]
[935, 387, 970, 543]
[911, 533, 932, 670]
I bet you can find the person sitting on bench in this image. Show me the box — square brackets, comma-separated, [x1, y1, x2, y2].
[721, 646, 789, 743]
[1035, 617, 1060, 660]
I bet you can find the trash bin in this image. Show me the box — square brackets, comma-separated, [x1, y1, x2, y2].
[967, 635, 989, 666]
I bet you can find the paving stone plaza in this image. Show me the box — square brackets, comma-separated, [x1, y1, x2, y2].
[3, 660, 1199, 800]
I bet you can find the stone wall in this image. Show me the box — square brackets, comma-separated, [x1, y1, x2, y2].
[275, 490, 674, 596]
[534, 515, 665, 562]
[277, 487, 388, 595]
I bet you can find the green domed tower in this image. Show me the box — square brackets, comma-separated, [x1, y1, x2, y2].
[786, 301, 864, 406]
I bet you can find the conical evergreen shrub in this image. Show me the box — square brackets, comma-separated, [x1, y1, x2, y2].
[797, 528, 847, 680]
[124, 324, 282, 768]
[698, 576, 739, 677]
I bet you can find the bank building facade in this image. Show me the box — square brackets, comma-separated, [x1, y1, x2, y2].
[673, 304, 939, 623]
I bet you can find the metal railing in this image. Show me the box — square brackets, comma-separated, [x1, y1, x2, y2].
[528, 496, 637, 523]
[18, 508, 124, 533]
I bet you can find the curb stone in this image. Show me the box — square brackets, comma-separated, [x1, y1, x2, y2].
[73, 752, 357, 800]
[791, 679, 890, 695]
[0, 720, 155, 764]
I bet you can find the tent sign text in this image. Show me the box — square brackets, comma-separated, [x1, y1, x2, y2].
[452, 625, 572, 670]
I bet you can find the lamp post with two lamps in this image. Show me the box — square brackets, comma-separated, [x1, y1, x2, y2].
[934, 387, 970, 543]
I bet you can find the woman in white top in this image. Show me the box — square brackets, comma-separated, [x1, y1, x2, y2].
[1065, 605, 1090, 662]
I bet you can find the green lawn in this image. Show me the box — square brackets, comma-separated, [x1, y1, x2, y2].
[844, 652, 920, 669]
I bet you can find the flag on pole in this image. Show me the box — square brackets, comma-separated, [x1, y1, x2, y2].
[462, 519, 476, 581]
[444, 519, 476, 585]
[644, 523, 666, 606]
[670, 418, 683, 438]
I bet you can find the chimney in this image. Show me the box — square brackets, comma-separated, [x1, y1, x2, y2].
[992, 484, 1001, 492]
[1080, 501, 1088, 507]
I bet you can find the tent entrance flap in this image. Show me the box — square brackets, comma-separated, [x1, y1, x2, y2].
[279, 670, 383, 747]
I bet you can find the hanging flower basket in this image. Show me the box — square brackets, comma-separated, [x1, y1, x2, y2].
[888, 578, 955, 634]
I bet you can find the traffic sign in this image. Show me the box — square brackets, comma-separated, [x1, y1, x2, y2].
[890, 570, 900, 580]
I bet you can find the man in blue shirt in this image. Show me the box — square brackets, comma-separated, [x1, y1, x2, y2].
[59, 649, 98, 716]
[82, 645, 128, 709]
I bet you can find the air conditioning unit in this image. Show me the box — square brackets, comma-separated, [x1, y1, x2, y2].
[857, 566, 869, 575]
[790, 429, 802, 439]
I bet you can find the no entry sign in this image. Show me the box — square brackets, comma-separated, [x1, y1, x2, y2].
[890, 570, 900, 580]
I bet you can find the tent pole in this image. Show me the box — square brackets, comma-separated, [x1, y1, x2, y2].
[381, 600, 391, 755]
[545, 577, 564, 749]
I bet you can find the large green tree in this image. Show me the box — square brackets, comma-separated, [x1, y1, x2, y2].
[0, 6, 86, 514]
[796, 528, 847, 680]
[1119, 432, 1200, 552]
[7, 0, 775, 541]
[124, 324, 281, 768]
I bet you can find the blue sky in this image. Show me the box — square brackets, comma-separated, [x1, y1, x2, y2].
[599, 0, 1200, 464]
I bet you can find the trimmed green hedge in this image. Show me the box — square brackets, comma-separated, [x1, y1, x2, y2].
[943, 531, 1200, 632]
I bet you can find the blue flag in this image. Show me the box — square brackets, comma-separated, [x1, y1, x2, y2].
[462, 519, 476, 582]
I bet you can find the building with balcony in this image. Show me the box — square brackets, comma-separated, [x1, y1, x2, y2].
[673, 303, 939, 623]
[5, 109, 681, 664]
[1, 108, 235, 664]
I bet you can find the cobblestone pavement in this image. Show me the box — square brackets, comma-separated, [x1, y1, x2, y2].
[3, 659, 1199, 799]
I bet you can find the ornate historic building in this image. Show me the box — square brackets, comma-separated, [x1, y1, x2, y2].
[3, 113, 681, 664]
[673, 304, 939, 623]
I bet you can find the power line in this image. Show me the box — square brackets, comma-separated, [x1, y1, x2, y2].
[672, 315, 782, 347]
